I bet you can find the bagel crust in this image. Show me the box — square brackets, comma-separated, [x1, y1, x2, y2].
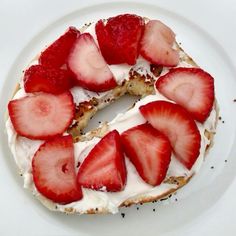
[5, 18, 218, 214]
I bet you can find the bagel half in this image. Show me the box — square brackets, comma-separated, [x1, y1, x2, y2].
[5, 17, 218, 214]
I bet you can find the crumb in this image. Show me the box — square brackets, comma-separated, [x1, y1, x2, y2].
[121, 213, 125, 218]
[76, 162, 81, 168]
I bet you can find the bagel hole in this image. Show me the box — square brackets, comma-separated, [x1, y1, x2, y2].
[84, 94, 139, 133]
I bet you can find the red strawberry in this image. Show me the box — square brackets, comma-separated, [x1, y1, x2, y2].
[32, 135, 83, 204]
[95, 14, 144, 65]
[39, 27, 80, 68]
[140, 101, 201, 170]
[77, 130, 127, 192]
[140, 20, 179, 66]
[23, 65, 73, 94]
[156, 67, 215, 122]
[67, 33, 117, 92]
[121, 123, 171, 186]
[8, 92, 75, 140]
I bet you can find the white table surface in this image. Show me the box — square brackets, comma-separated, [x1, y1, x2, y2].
[0, 0, 236, 235]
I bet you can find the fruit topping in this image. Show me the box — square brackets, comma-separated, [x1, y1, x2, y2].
[32, 135, 83, 204]
[8, 92, 75, 140]
[24, 65, 73, 94]
[95, 14, 144, 65]
[156, 67, 215, 122]
[140, 20, 179, 66]
[39, 27, 80, 68]
[67, 33, 117, 92]
[121, 123, 171, 186]
[140, 101, 201, 170]
[77, 130, 127, 192]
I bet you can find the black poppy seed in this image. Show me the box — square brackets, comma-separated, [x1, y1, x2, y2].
[211, 166, 214, 169]
[153, 209, 156, 212]
[225, 159, 228, 163]
[140, 203, 143, 205]
[168, 194, 172, 198]
[95, 208, 98, 211]
[98, 121, 101, 124]
[233, 99, 236, 102]
[55, 205, 58, 209]
[160, 198, 168, 201]
[222, 120, 225, 123]
[136, 207, 139, 210]
[219, 116, 222, 120]
[175, 198, 178, 202]
[76, 162, 81, 168]
[121, 213, 125, 218]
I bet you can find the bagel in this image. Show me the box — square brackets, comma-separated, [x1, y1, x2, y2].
[6, 14, 218, 214]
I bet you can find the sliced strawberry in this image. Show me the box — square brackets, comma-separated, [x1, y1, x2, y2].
[8, 92, 75, 140]
[140, 20, 179, 66]
[140, 101, 201, 170]
[156, 67, 215, 122]
[23, 65, 73, 94]
[95, 14, 144, 65]
[77, 130, 127, 192]
[32, 135, 83, 204]
[67, 33, 117, 92]
[121, 123, 171, 186]
[39, 27, 80, 68]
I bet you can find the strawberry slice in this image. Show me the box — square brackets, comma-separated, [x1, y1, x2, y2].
[67, 33, 117, 92]
[140, 20, 179, 66]
[39, 27, 80, 68]
[156, 67, 215, 123]
[23, 65, 73, 94]
[32, 135, 83, 204]
[77, 130, 127, 192]
[8, 92, 75, 140]
[95, 14, 144, 65]
[121, 123, 171, 186]
[140, 101, 201, 170]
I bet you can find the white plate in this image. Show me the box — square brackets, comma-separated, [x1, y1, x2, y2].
[1, 1, 236, 235]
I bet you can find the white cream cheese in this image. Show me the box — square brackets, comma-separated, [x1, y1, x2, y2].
[5, 22, 217, 214]
[6, 89, 216, 214]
